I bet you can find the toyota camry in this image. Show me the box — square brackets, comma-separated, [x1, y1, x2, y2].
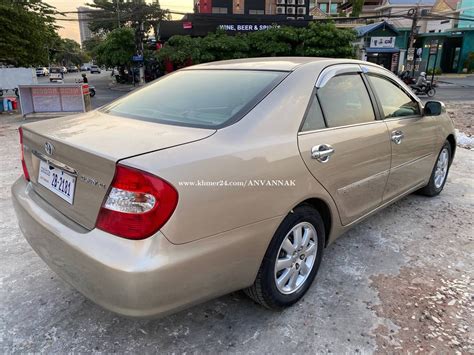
[12, 58, 455, 318]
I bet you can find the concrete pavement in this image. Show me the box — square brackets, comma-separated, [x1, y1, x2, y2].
[0, 83, 473, 352]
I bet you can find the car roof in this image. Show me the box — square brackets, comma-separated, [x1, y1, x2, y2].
[184, 57, 365, 72]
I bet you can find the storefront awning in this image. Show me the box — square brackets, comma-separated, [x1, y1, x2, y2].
[366, 47, 400, 53]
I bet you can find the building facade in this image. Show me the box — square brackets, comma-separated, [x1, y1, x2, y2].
[194, 0, 311, 19]
[458, 0, 474, 28]
[77, 6, 95, 46]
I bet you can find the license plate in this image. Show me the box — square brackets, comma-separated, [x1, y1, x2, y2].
[38, 160, 76, 204]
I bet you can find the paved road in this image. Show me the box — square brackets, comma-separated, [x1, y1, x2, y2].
[1, 105, 473, 352]
[37, 71, 474, 109]
[37, 71, 126, 109]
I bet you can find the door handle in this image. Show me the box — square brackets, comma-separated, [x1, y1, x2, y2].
[391, 130, 404, 144]
[311, 144, 335, 163]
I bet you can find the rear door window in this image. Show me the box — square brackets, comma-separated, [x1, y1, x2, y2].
[317, 74, 376, 128]
[104, 70, 287, 129]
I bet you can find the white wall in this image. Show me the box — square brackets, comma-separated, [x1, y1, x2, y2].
[0, 68, 37, 90]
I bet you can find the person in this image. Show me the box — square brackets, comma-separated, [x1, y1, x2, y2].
[81, 73, 88, 84]
[414, 72, 428, 90]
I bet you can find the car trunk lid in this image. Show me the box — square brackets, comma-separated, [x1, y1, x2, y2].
[21, 110, 215, 229]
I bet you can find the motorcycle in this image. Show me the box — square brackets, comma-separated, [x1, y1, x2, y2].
[0, 88, 19, 97]
[410, 82, 436, 97]
[74, 79, 95, 97]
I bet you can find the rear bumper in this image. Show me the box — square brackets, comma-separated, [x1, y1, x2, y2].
[12, 178, 278, 318]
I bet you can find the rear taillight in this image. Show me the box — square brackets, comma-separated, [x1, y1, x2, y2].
[19, 127, 30, 181]
[96, 164, 178, 240]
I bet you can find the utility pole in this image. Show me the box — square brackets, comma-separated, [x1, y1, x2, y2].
[406, 6, 419, 75]
[139, 20, 145, 85]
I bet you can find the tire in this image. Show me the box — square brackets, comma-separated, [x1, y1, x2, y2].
[418, 141, 451, 197]
[427, 88, 436, 97]
[89, 89, 95, 97]
[244, 204, 325, 309]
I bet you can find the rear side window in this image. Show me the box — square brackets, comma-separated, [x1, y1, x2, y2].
[317, 74, 375, 128]
[301, 95, 326, 131]
[368, 75, 421, 118]
[104, 70, 286, 128]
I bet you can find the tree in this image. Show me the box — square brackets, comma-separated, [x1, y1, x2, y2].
[82, 36, 104, 61]
[156, 22, 356, 70]
[0, 0, 60, 66]
[295, 22, 356, 57]
[350, 0, 364, 17]
[52, 39, 89, 66]
[87, 0, 170, 38]
[96, 27, 135, 69]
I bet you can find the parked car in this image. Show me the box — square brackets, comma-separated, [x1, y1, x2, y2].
[68, 65, 79, 73]
[12, 58, 456, 318]
[35, 67, 49, 76]
[90, 65, 101, 74]
[80, 65, 90, 71]
[48, 67, 63, 82]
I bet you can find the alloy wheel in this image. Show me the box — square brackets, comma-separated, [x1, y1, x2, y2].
[274, 222, 318, 294]
[434, 147, 449, 189]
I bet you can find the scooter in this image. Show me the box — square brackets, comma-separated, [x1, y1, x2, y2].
[74, 79, 95, 97]
[410, 82, 436, 97]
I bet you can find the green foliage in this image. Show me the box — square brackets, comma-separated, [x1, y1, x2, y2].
[157, 22, 356, 68]
[427, 67, 442, 75]
[0, 0, 60, 66]
[52, 38, 89, 66]
[82, 36, 104, 61]
[96, 27, 135, 68]
[350, 0, 364, 17]
[463, 52, 474, 73]
[87, 0, 170, 37]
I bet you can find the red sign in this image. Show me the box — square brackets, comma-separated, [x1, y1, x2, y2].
[183, 21, 193, 29]
[82, 84, 90, 95]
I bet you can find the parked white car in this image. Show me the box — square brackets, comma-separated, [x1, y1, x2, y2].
[90, 65, 101, 74]
[35, 67, 49, 76]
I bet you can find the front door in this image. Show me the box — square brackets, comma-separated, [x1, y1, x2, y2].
[298, 67, 391, 225]
[365, 72, 439, 201]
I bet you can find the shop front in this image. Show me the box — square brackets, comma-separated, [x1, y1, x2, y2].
[355, 21, 403, 73]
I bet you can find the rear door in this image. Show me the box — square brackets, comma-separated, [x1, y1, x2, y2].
[298, 65, 391, 225]
[364, 68, 438, 201]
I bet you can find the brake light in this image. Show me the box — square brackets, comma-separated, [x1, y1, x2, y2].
[19, 127, 30, 181]
[96, 164, 178, 240]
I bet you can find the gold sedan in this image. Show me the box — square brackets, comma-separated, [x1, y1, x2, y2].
[12, 58, 455, 318]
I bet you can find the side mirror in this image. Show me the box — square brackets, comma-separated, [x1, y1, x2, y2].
[424, 101, 444, 116]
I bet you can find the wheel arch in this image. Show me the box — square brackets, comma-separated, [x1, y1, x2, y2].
[294, 197, 332, 247]
[446, 134, 456, 165]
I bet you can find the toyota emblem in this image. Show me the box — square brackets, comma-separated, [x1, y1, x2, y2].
[44, 141, 54, 155]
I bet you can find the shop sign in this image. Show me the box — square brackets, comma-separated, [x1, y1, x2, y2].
[430, 40, 439, 55]
[370, 36, 396, 48]
[218, 24, 280, 32]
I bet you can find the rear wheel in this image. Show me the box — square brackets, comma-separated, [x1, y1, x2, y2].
[244, 205, 324, 309]
[419, 141, 451, 196]
[427, 88, 436, 97]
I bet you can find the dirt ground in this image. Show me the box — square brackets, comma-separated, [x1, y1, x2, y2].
[446, 103, 474, 136]
[0, 110, 472, 353]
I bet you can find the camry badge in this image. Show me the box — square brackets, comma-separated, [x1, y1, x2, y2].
[44, 141, 54, 156]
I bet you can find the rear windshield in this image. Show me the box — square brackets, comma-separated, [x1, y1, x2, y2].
[103, 69, 287, 128]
